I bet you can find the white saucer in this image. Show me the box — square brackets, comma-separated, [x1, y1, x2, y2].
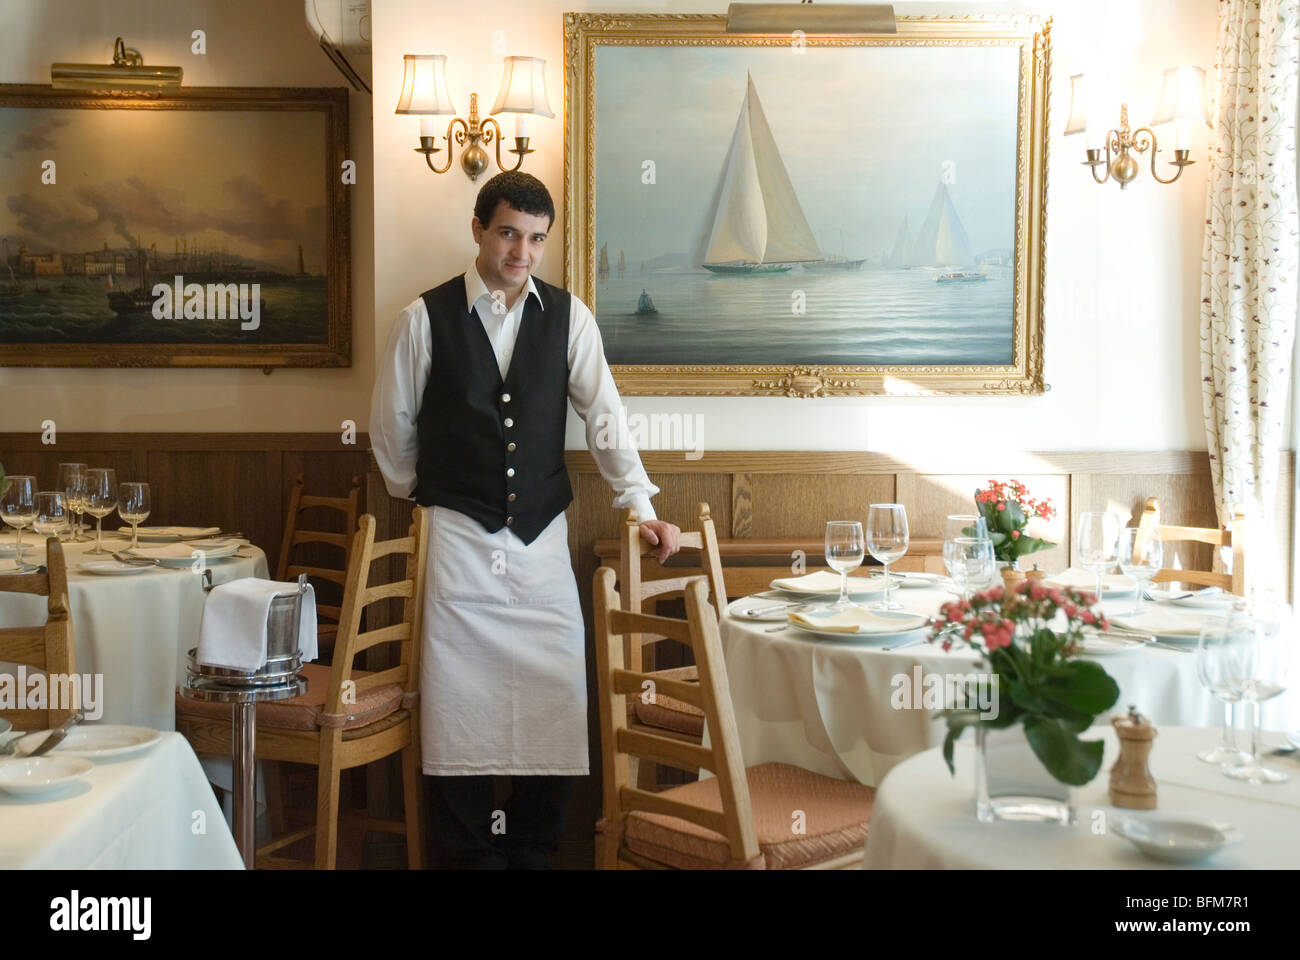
[1076, 635, 1146, 656]
[1111, 812, 1242, 863]
[14, 725, 164, 760]
[0, 756, 94, 797]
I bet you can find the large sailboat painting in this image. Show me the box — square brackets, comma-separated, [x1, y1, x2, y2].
[699, 75, 823, 276]
[572, 14, 1049, 393]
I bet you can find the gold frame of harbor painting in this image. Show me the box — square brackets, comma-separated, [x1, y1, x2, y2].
[0, 85, 350, 368]
[563, 14, 1049, 397]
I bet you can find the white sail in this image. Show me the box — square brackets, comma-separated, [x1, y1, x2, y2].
[702, 75, 822, 266]
[908, 182, 975, 268]
[889, 215, 912, 267]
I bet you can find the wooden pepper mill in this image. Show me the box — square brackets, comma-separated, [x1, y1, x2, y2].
[1110, 705, 1158, 809]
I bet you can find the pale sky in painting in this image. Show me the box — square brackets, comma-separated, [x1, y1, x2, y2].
[0, 107, 327, 273]
[594, 44, 1021, 265]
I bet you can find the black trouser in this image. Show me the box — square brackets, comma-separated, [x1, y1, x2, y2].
[429, 775, 574, 869]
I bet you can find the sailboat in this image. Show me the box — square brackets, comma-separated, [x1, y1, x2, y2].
[598, 243, 610, 281]
[887, 215, 913, 269]
[805, 229, 865, 272]
[906, 182, 988, 282]
[617, 249, 626, 278]
[699, 74, 823, 275]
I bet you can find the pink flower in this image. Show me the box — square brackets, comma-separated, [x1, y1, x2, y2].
[1029, 581, 1047, 600]
[1011, 529, 1021, 540]
[1064, 603, 1078, 618]
[1048, 588, 1065, 606]
[1080, 610, 1096, 625]
[942, 639, 952, 652]
[997, 502, 1007, 511]
[963, 625, 973, 641]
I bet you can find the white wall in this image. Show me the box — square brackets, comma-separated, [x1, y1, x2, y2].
[371, 0, 1221, 458]
[0, 0, 375, 433]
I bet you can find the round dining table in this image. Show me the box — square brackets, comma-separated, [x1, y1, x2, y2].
[718, 577, 1300, 788]
[0, 531, 268, 731]
[860, 725, 1300, 869]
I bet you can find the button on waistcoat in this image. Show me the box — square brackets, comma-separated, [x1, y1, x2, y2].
[413, 273, 573, 545]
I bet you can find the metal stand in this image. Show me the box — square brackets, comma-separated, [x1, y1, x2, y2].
[180, 575, 309, 869]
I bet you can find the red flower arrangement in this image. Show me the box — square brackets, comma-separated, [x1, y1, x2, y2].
[974, 479, 1057, 563]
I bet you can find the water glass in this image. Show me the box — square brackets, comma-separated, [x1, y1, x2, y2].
[867, 503, 909, 611]
[33, 491, 69, 549]
[84, 468, 118, 556]
[1, 475, 37, 565]
[1118, 526, 1163, 611]
[1195, 608, 1253, 766]
[944, 514, 993, 592]
[117, 482, 151, 551]
[1077, 511, 1120, 601]
[1223, 602, 1292, 785]
[948, 537, 995, 601]
[824, 521, 865, 610]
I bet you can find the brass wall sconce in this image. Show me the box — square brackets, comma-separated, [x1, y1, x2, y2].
[395, 54, 553, 181]
[51, 37, 183, 89]
[1065, 66, 1210, 189]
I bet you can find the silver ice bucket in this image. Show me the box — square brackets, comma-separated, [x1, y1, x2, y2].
[187, 574, 308, 688]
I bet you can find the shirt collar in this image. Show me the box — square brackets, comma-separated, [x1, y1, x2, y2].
[464, 258, 542, 315]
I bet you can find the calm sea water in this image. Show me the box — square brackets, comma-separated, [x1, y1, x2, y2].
[596, 266, 1014, 365]
[0, 276, 329, 345]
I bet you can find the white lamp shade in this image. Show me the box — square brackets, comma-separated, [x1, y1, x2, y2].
[1064, 73, 1089, 135]
[490, 56, 554, 117]
[395, 54, 456, 115]
[1151, 65, 1210, 127]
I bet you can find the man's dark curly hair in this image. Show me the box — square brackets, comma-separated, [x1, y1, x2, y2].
[473, 171, 555, 230]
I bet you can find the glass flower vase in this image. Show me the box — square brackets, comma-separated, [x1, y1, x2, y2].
[975, 723, 1075, 824]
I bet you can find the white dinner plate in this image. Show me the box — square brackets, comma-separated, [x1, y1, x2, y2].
[1111, 813, 1242, 864]
[0, 756, 94, 797]
[130, 526, 222, 543]
[13, 725, 165, 761]
[125, 541, 239, 567]
[787, 608, 930, 641]
[78, 560, 156, 577]
[1146, 587, 1236, 610]
[1108, 608, 1208, 642]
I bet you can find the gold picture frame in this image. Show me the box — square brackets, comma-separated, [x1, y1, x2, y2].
[563, 13, 1050, 397]
[0, 85, 350, 368]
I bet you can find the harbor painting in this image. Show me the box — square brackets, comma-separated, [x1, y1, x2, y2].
[0, 86, 350, 367]
[565, 15, 1048, 396]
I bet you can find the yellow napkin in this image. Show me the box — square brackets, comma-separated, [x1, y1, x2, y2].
[789, 607, 927, 635]
[130, 541, 236, 560]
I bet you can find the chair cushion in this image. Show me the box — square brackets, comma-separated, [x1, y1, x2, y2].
[176, 663, 403, 732]
[633, 694, 705, 737]
[623, 762, 874, 870]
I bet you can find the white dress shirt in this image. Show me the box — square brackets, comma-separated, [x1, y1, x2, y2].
[370, 259, 659, 523]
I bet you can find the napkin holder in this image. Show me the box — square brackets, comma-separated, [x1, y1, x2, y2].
[1109, 705, 1158, 810]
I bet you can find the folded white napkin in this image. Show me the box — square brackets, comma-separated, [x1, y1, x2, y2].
[197, 578, 318, 671]
[789, 607, 928, 635]
[131, 541, 237, 561]
[1109, 607, 1207, 637]
[134, 526, 221, 538]
[771, 570, 879, 593]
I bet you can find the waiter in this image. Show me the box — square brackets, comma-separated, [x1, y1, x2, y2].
[370, 171, 680, 869]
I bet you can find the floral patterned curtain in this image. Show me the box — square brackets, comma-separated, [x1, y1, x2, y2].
[1200, 0, 1299, 589]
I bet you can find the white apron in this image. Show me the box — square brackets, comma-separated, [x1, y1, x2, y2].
[418, 504, 588, 776]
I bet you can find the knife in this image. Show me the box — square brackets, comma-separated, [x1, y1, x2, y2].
[27, 710, 85, 758]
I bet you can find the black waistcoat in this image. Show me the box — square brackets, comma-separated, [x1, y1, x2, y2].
[413, 272, 573, 545]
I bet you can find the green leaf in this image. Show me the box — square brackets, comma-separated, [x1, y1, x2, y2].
[1004, 500, 1026, 532]
[1038, 660, 1120, 715]
[1023, 715, 1106, 785]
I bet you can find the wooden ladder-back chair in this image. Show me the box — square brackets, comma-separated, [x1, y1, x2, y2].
[276, 474, 362, 661]
[618, 502, 727, 789]
[0, 538, 75, 730]
[593, 567, 875, 870]
[1135, 497, 1248, 596]
[177, 511, 427, 869]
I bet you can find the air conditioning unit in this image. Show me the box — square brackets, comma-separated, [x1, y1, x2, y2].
[305, 0, 371, 93]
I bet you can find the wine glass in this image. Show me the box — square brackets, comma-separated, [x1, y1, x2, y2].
[1196, 607, 1253, 766]
[117, 482, 151, 551]
[1224, 601, 1293, 784]
[1118, 526, 1163, 611]
[944, 515, 992, 591]
[948, 537, 995, 601]
[867, 503, 909, 611]
[1, 475, 37, 566]
[57, 462, 87, 542]
[33, 491, 68, 554]
[1077, 511, 1120, 602]
[83, 468, 118, 556]
[824, 521, 865, 610]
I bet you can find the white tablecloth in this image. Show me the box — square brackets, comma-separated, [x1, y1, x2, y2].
[718, 584, 1300, 787]
[0, 536, 268, 730]
[0, 732, 242, 869]
[861, 725, 1300, 869]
